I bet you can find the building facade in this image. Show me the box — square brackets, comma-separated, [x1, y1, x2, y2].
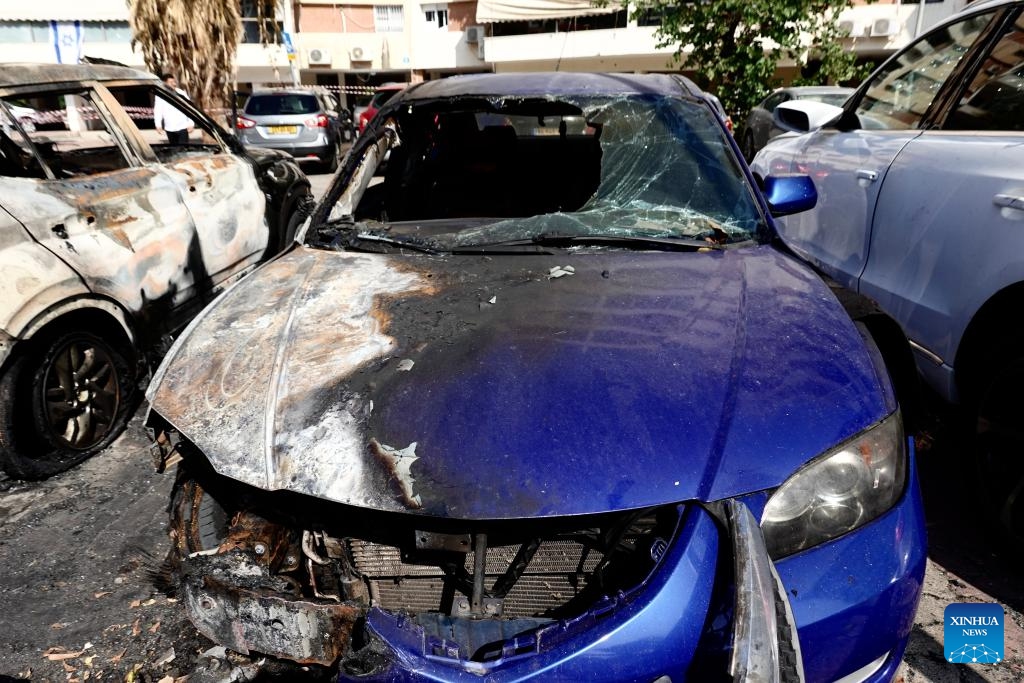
[0, 0, 974, 110]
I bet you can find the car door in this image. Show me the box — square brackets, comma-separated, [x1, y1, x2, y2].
[98, 83, 268, 290]
[860, 7, 1024, 376]
[0, 85, 209, 335]
[773, 9, 998, 291]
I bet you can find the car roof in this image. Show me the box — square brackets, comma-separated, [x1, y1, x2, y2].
[399, 72, 700, 102]
[959, 0, 1018, 13]
[0, 63, 157, 89]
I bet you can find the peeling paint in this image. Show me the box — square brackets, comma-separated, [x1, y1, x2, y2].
[369, 440, 422, 509]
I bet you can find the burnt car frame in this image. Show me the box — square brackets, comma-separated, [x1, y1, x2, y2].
[146, 73, 925, 681]
[0, 63, 311, 479]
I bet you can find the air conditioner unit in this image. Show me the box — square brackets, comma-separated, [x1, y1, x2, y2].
[870, 18, 896, 37]
[465, 25, 484, 44]
[307, 48, 331, 65]
[838, 20, 856, 37]
[349, 46, 372, 62]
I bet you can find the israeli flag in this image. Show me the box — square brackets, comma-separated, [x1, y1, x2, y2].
[51, 21, 83, 65]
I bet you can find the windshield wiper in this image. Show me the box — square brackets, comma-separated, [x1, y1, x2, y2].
[310, 218, 440, 255]
[456, 232, 723, 253]
[346, 232, 440, 255]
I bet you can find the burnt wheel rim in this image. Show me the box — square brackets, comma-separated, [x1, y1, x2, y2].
[41, 339, 120, 450]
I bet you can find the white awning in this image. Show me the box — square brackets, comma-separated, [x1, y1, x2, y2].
[0, 0, 128, 22]
[476, 0, 623, 24]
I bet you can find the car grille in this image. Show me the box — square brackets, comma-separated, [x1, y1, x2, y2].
[347, 538, 605, 618]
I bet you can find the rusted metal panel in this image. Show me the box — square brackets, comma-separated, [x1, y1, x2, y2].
[158, 155, 268, 284]
[0, 196, 89, 337]
[0, 64, 156, 92]
[5, 169, 205, 318]
[182, 555, 361, 666]
[149, 247, 437, 512]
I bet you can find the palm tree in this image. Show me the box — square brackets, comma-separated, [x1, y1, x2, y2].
[128, 0, 279, 112]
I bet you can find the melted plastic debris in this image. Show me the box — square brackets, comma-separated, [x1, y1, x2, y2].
[548, 265, 576, 279]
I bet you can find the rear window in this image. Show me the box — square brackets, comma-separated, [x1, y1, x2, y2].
[244, 94, 319, 116]
[370, 89, 400, 108]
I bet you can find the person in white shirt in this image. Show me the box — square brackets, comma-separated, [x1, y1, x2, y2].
[154, 73, 194, 144]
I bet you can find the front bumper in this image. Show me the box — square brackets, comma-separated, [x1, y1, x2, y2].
[175, 453, 925, 682]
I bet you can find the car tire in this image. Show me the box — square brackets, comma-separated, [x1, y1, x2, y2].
[742, 131, 756, 162]
[324, 142, 342, 174]
[973, 359, 1024, 558]
[0, 330, 136, 479]
[171, 470, 233, 554]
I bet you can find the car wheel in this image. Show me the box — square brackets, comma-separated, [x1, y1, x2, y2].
[0, 330, 136, 479]
[171, 471, 233, 554]
[974, 359, 1024, 556]
[324, 143, 342, 174]
[742, 131, 756, 162]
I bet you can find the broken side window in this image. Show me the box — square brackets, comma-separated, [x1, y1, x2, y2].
[1, 89, 132, 178]
[0, 102, 45, 179]
[105, 84, 228, 162]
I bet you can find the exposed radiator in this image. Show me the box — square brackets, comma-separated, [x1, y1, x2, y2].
[347, 538, 603, 618]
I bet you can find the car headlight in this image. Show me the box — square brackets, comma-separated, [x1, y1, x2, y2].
[761, 411, 906, 559]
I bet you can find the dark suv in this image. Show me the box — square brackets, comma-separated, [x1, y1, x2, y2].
[237, 89, 350, 171]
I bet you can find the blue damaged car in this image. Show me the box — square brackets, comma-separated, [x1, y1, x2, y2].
[144, 73, 926, 682]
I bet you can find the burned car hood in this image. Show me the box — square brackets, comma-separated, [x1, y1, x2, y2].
[148, 245, 892, 519]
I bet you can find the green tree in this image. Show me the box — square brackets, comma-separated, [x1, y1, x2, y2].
[128, 0, 279, 111]
[626, 0, 871, 125]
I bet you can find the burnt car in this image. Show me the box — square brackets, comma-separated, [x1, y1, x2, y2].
[145, 73, 925, 681]
[0, 63, 311, 479]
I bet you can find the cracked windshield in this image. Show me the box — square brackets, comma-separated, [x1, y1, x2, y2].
[313, 95, 763, 252]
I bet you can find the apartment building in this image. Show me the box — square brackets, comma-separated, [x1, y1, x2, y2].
[0, 0, 973, 109]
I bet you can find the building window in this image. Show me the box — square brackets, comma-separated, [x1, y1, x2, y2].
[0, 21, 52, 43]
[240, 0, 283, 44]
[374, 5, 405, 33]
[82, 21, 132, 43]
[423, 4, 449, 30]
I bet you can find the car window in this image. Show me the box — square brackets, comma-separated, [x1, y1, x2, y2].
[370, 89, 400, 108]
[855, 11, 995, 130]
[1, 89, 132, 178]
[764, 93, 788, 110]
[105, 85, 227, 161]
[324, 93, 763, 247]
[0, 103, 44, 178]
[947, 10, 1024, 131]
[801, 92, 851, 106]
[245, 94, 319, 115]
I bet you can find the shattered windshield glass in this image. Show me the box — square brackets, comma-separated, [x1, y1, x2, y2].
[310, 93, 764, 251]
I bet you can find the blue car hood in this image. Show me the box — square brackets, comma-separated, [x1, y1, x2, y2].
[148, 244, 893, 519]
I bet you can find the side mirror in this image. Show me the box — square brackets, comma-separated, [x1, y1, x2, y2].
[773, 100, 844, 134]
[763, 174, 817, 216]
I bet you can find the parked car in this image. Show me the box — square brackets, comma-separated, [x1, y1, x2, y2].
[0, 63, 311, 479]
[741, 86, 854, 160]
[236, 88, 350, 171]
[751, 0, 1024, 548]
[357, 82, 404, 134]
[146, 72, 924, 681]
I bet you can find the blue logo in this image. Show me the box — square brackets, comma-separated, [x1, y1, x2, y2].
[944, 603, 1003, 664]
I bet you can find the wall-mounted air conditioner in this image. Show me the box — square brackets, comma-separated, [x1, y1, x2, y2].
[870, 18, 897, 37]
[307, 48, 331, 65]
[349, 46, 374, 62]
[465, 25, 484, 44]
